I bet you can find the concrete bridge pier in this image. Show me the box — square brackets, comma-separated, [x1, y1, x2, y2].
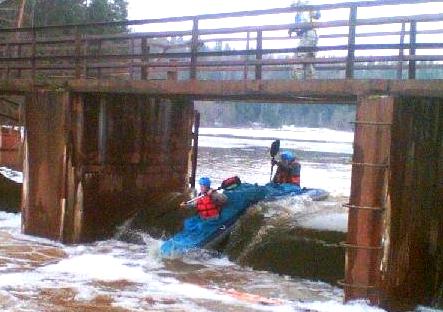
[344, 95, 443, 310]
[21, 90, 194, 243]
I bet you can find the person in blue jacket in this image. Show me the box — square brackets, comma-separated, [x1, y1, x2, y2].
[272, 151, 301, 186]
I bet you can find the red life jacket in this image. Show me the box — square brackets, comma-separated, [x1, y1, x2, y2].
[274, 160, 301, 185]
[196, 193, 220, 219]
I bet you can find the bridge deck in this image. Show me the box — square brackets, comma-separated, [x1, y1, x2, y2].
[1, 79, 443, 103]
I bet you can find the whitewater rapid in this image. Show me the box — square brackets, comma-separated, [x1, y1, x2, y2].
[0, 126, 436, 311]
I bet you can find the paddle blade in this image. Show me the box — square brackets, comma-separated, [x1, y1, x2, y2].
[270, 140, 280, 158]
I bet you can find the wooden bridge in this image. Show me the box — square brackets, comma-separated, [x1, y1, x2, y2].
[0, 0, 442, 310]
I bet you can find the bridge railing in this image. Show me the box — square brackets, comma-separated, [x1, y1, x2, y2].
[0, 0, 442, 81]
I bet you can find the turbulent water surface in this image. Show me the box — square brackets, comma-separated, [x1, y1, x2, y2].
[0, 126, 432, 312]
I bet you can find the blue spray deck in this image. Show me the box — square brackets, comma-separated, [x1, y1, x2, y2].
[160, 183, 329, 257]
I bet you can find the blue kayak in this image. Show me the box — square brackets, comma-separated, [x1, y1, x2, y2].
[160, 183, 328, 257]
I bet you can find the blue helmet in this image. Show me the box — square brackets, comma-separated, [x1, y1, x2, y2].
[198, 177, 211, 187]
[281, 151, 295, 161]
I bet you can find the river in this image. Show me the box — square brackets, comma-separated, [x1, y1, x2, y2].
[0, 126, 435, 311]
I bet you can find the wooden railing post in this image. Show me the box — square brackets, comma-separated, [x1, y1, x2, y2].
[31, 28, 36, 80]
[255, 29, 263, 80]
[396, 22, 406, 80]
[83, 39, 88, 78]
[130, 38, 135, 79]
[243, 31, 250, 80]
[190, 110, 200, 189]
[408, 20, 417, 79]
[190, 17, 199, 79]
[74, 26, 82, 79]
[17, 44, 22, 78]
[96, 39, 102, 79]
[141, 37, 150, 80]
[346, 5, 357, 79]
[5, 43, 11, 79]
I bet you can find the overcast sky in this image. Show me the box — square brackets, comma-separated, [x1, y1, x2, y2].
[128, 0, 443, 20]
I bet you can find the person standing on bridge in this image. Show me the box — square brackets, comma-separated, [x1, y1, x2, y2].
[288, 0, 321, 80]
[180, 177, 227, 221]
[272, 151, 301, 186]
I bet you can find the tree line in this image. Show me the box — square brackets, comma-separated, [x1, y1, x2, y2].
[0, 0, 128, 29]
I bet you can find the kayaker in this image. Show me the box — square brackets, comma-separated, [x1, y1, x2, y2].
[180, 177, 227, 220]
[272, 151, 301, 186]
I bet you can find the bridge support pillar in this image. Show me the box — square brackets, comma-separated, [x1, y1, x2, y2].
[381, 97, 442, 310]
[344, 95, 393, 304]
[344, 95, 443, 310]
[22, 90, 194, 243]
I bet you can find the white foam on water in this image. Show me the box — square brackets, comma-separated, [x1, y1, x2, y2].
[0, 212, 21, 228]
[415, 306, 443, 312]
[296, 300, 387, 312]
[41, 254, 149, 282]
[0, 167, 23, 184]
[302, 162, 351, 197]
[198, 126, 354, 155]
[299, 213, 348, 233]
[199, 135, 353, 154]
[199, 126, 354, 144]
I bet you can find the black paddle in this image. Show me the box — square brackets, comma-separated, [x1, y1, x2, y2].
[183, 176, 241, 205]
[269, 139, 280, 182]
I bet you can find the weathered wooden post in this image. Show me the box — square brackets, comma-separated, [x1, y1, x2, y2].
[408, 21, 417, 79]
[345, 5, 357, 79]
[396, 22, 406, 80]
[190, 17, 199, 79]
[343, 95, 394, 304]
[255, 29, 263, 80]
[141, 37, 150, 80]
[189, 110, 200, 189]
[74, 26, 83, 79]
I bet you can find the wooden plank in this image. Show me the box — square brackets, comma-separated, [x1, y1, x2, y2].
[346, 6, 357, 79]
[22, 91, 69, 240]
[408, 21, 417, 79]
[61, 79, 443, 98]
[255, 30, 263, 80]
[3, 79, 443, 99]
[397, 22, 406, 80]
[190, 18, 199, 79]
[141, 38, 149, 80]
[189, 110, 200, 188]
[344, 95, 394, 304]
